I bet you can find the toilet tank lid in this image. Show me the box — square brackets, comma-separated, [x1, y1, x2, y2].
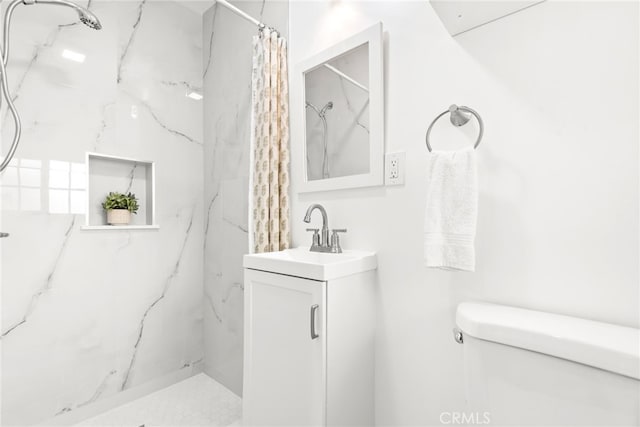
[456, 302, 640, 380]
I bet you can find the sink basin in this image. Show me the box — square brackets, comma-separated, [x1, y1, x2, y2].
[243, 247, 377, 281]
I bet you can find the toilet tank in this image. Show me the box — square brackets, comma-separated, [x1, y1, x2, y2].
[456, 302, 640, 426]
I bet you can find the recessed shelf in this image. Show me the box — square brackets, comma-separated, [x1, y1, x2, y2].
[84, 152, 158, 230]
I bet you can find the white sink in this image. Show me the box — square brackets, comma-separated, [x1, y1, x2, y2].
[243, 247, 377, 281]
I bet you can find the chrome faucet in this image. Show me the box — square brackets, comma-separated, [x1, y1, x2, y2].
[303, 204, 347, 253]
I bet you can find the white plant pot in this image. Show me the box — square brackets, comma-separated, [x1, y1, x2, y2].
[107, 209, 131, 225]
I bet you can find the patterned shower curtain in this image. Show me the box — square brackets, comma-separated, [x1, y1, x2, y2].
[250, 28, 291, 253]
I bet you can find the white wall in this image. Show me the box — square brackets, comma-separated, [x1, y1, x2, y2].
[289, 1, 639, 425]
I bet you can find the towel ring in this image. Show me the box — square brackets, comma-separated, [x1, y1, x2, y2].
[425, 104, 484, 152]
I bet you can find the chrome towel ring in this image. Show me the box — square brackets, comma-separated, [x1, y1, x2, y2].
[425, 104, 484, 152]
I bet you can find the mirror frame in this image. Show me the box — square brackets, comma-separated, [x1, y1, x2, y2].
[296, 22, 384, 193]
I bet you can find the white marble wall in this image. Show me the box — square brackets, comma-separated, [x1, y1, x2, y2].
[202, 0, 288, 396]
[0, 1, 203, 424]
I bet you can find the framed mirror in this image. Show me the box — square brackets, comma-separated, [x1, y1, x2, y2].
[296, 22, 383, 193]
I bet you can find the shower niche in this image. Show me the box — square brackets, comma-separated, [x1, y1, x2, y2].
[81, 152, 158, 230]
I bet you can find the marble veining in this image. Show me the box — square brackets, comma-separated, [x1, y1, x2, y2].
[206, 290, 223, 323]
[125, 164, 138, 193]
[1, 215, 76, 338]
[59, 368, 119, 414]
[338, 76, 370, 134]
[223, 216, 248, 234]
[3, 47, 37, 108]
[161, 80, 196, 91]
[121, 208, 195, 391]
[81, 369, 119, 406]
[222, 282, 244, 304]
[137, 97, 201, 145]
[93, 102, 115, 150]
[202, 0, 289, 396]
[202, 4, 217, 80]
[204, 191, 219, 243]
[118, 0, 148, 83]
[1, 1, 204, 424]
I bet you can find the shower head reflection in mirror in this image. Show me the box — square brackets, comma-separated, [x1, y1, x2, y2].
[305, 101, 334, 179]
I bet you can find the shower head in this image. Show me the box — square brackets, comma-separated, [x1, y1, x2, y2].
[320, 101, 333, 115]
[306, 100, 333, 118]
[78, 9, 101, 30]
[26, 0, 102, 30]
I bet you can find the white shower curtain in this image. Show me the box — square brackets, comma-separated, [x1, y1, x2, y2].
[249, 28, 291, 253]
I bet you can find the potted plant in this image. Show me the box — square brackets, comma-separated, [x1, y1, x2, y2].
[102, 192, 139, 225]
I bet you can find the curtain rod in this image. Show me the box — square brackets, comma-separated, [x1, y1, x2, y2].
[216, 0, 279, 34]
[215, 0, 367, 93]
[323, 64, 369, 93]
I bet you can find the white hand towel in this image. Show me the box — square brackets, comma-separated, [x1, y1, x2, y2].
[424, 147, 478, 272]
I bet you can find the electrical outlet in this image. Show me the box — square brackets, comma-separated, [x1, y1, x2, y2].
[385, 152, 405, 185]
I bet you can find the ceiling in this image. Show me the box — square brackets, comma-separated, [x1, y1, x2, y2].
[430, 0, 545, 36]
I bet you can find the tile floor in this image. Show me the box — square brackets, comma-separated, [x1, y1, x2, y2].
[76, 374, 241, 427]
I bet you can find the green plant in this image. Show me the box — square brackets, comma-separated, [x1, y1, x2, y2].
[102, 192, 139, 214]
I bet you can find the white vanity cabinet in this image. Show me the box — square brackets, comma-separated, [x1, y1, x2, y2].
[242, 248, 376, 427]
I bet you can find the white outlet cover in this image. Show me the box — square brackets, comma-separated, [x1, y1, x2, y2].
[385, 152, 405, 186]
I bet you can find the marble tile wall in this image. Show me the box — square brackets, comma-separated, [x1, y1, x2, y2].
[202, 0, 288, 396]
[0, 1, 203, 424]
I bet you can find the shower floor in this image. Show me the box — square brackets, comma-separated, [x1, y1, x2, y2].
[76, 373, 241, 427]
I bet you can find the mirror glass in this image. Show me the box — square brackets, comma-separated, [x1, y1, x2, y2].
[304, 43, 370, 181]
[297, 22, 383, 193]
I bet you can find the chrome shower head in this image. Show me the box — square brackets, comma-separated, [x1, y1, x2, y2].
[26, 0, 102, 30]
[79, 9, 101, 30]
[320, 101, 333, 115]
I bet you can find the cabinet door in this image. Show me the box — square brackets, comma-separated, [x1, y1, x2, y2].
[243, 269, 326, 426]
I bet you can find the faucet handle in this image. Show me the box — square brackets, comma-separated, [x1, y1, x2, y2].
[306, 228, 321, 248]
[330, 229, 347, 253]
